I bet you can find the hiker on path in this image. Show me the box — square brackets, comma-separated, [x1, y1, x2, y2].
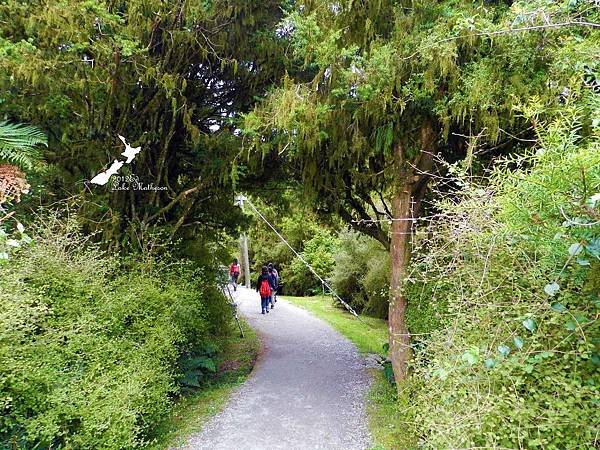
[256, 266, 275, 314]
[268, 264, 279, 308]
[229, 258, 241, 291]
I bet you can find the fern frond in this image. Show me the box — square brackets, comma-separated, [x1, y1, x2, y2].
[0, 121, 47, 171]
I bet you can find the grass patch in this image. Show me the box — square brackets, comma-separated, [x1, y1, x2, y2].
[367, 372, 418, 450]
[149, 319, 260, 449]
[283, 295, 412, 450]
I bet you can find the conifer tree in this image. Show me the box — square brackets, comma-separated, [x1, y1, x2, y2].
[244, 0, 600, 383]
[0, 0, 287, 248]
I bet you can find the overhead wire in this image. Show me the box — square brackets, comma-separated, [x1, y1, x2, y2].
[240, 195, 369, 325]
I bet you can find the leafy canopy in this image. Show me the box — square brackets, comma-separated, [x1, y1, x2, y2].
[244, 0, 600, 244]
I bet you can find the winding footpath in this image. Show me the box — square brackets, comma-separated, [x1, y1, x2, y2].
[178, 286, 373, 450]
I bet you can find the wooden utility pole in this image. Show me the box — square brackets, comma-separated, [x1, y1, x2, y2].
[235, 195, 251, 288]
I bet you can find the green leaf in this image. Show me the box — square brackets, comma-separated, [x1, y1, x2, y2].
[574, 313, 589, 324]
[203, 359, 217, 372]
[0, 120, 47, 171]
[550, 303, 566, 312]
[565, 320, 577, 331]
[513, 336, 524, 349]
[433, 368, 449, 380]
[180, 372, 201, 387]
[568, 243, 583, 256]
[524, 364, 534, 374]
[544, 282, 560, 296]
[484, 358, 496, 369]
[585, 238, 600, 259]
[181, 356, 217, 372]
[498, 345, 511, 357]
[461, 350, 479, 366]
[522, 318, 537, 332]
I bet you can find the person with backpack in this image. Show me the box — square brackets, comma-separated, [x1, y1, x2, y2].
[268, 264, 279, 307]
[229, 258, 241, 291]
[256, 266, 274, 314]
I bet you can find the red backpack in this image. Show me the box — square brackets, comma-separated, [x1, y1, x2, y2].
[259, 278, 271, 298]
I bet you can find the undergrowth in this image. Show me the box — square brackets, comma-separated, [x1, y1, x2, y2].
[404, 95, 600, 448]
[0, 215, 232, 449]
[149, 319, 259, 449]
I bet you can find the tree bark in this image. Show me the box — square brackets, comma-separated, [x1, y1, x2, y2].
[388, 181, 413, 382]
[388, 122, 436, 385]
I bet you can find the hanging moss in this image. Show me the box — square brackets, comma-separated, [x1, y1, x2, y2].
[0, 0, 290, 248]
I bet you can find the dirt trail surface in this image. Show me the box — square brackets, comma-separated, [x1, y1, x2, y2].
[178, 286, 373, 450]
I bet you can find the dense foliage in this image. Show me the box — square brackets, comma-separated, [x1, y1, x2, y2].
[244, 193, 336, 294]
[247, 196, 318, 276]
[285, 228, 339, 295]
[243, 0, 599, 246]
[0, 121, 46, 172]
[1, 0, 599, 448]
[0, 218, 230, 449]
[402, 94, 599, 448]
[331, 230, 390, 318]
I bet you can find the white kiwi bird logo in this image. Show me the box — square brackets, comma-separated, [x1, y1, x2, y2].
[90, 135, 141, 186]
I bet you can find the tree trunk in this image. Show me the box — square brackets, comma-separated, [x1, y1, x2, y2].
[388, 184, 413, 382]
[388, 122, 436, 385]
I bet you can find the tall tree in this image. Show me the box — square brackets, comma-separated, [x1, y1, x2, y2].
[0, 0, 287, 249]
[243, 0, 600, 383]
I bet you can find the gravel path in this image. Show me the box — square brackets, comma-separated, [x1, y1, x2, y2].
[178, 286, 373, 450]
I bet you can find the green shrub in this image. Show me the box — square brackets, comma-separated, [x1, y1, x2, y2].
[330, 230, 389, 318]
[0, 219, 231, 449]
[404, 99, 600, 448]
[285, 229, 339, 295]
[248, 203, 322, 287]
[405, 256, 452, 342]
[330, 231, 367, 309]
[361, 245, 390, 318]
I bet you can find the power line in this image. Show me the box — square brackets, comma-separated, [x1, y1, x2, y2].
[238, 194, 369, 325]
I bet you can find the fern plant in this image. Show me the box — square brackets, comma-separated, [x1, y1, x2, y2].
[0, 120, 47, 170]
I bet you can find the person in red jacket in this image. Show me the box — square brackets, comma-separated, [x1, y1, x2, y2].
[256, 266, 275, 314]
[229, 258, 241, 291]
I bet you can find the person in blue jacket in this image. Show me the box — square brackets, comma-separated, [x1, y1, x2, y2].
[267, 265, 278, 309]
[268, 263, 279, 303]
